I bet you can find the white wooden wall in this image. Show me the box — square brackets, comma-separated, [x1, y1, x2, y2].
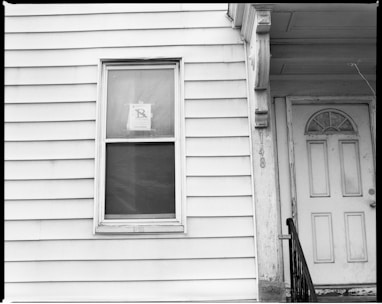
[4, 3, 257, 302]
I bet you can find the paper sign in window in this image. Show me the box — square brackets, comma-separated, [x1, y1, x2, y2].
[128, 104, 152, 131]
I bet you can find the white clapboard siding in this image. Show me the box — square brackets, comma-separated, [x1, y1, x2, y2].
[185, 99, 248, 118]
[5, 84, 96, 103]
[5, 179, 94, 200]
[4, 66, 98, 85]
[5, 62, 245, 86]
[4, 279, 257, 302]
[5, 81, 246, 103]
[4, 140, 95, 160]
[5, 199, 94, 220]
[4, 102, 96, 122]
[4, 160, 95, 180]
[5, 28, 242, 50]
[5, 45, 245, 67]
[5, 11, 231, 33]
[5, 258, 255, 282]
[4, 4, 256, 302]
[186, 118, 249, 137]
[5, 121, 95, 141]
[185, 80, 247, 99]
[5, 197, 253, 220]
[4, 3, 228, 16]
[186, 156, 251, 176]
[186, 137, 250, 156]
[187, 196, 253, 217]
[5, 237, 255, 261]
[187, 176, 252, 196]
[7, 138, 249, 159]
[4, 217, 254, 241]
[184, 62, 246, 81]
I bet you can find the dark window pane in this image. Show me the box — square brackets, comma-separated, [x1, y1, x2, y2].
[339, 119, 355, 131]
[105, 142, 175, 219]
[307, 120, 323, 132]
[330, 112, 345, 128]
[106, 68, 175, 138]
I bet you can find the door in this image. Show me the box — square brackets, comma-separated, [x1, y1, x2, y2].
[291, 103, 376, 285]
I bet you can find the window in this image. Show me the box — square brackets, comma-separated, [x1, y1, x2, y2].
[94, 59, 184, 234]
[305, 109, 357, 135]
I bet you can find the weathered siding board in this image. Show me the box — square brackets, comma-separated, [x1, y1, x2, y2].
[185, 80, 247, 99]
[5, 80, 245, 103]
[5, 238, 255, 261]
[4, 3, 256, 302]
[4, 141, 95, 160]
[5, 279, 257, 302]
[4, 66, 98, 85]
[186, 118, 249, 137]
[5, 121, 95, 141]
[4, 4, 228, 16]
[187, 176, 252, 196]
[187, 156, 251, 176]
[5, 45, 246, 67]
[184, 62, 246, 81]
[6, 138, 249, 160]
[5, 197, 253, 220]
[5, 28, 242, 50]
[5, 199, 94, 220]
[185, 99, 248, 118]
[4, 160, 95, 180]
[5, 258, 256, 282]
[4, 84, 96, 103]
[5, 11, 231, 33]
[187, 196, 254, 217]
[186, 137, 251, 156]
[5, 62, 245, 85]
[5, 217, 254, 240]
[5, 179, 94, 200]
[5, 119, 250, 141]
[5, 157, 250, 180]
[4, 102, 96, 122]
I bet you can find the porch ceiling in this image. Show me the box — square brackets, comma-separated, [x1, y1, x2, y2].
[268, 3, 377, 77]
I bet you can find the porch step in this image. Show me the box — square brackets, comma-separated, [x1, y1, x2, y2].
[315, 285, 376, 303]
[317, 295, 377, 302]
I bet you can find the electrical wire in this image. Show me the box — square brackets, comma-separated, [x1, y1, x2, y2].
[349, 63, 376, 98]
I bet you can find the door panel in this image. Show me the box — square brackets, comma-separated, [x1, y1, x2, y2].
[292, 104, 376, 285]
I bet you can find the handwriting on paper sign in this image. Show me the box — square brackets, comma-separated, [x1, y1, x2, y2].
[128, 103, 152, 131]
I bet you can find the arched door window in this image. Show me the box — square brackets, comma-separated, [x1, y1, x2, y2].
[305, 109, 357, 135]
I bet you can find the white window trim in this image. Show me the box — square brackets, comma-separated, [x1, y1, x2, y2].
[94, 58, 185, 234]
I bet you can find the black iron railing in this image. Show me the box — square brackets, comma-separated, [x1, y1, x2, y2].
[287, 218, 317, 302]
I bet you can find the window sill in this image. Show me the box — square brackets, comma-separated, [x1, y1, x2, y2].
[95, 223, 185, 234]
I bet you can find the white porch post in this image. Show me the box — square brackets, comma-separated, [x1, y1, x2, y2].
[230, 3, 285, 301]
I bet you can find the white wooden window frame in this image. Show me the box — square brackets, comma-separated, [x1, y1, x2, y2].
[94, 58, 185, 234]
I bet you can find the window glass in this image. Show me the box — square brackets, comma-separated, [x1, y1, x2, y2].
[105, 142, 175, 219]
[106, 68, 175, 138]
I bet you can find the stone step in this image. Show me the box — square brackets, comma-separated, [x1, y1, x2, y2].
[317, 295, 377, 302]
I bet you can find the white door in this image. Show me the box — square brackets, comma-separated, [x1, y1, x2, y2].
[292, 103, 376, 285]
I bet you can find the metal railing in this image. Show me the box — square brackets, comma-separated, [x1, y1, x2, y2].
[287, 218, 317, 302]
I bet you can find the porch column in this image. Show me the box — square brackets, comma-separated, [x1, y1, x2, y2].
[240, 4, 285, 301]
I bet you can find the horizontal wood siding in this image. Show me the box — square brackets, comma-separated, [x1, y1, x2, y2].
[5, 28, 242, 50]
[5, 238, 255, 261]
[4, 4, 256, 302]
[5, 280, 257, 302]
[5, 258, 256, 282]
[5, 217, 254, 240]
[5, 197, 253, 220]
